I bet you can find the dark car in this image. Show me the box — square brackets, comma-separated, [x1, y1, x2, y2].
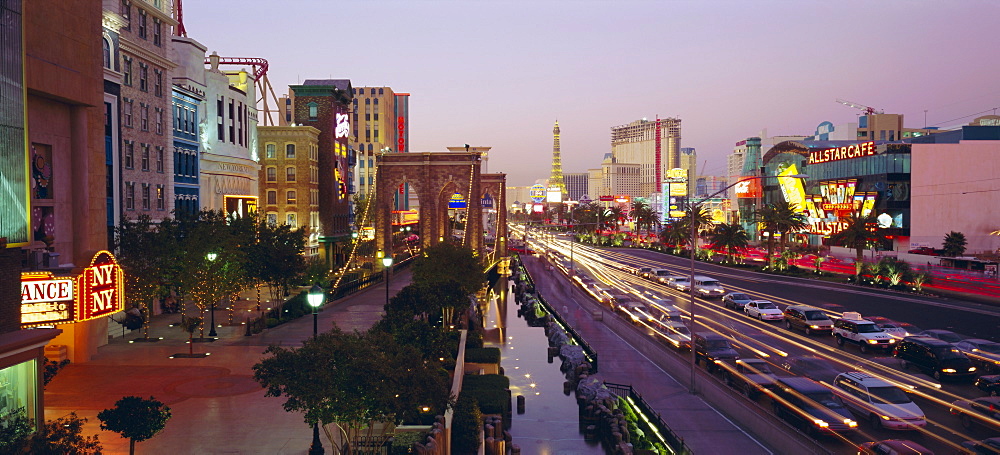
[780, 355, 843, 384]
[894, 336, 977, 381]
[722, 292, 754, 311]
[957, 339, 1000, 374]
[783, 305, 834, 335]
[919, 329, 967, 344]
[976, 375, 1000, 397]
[725, 358, 779, 399]
[961, 437, 1000, 455]
[907, 247, 939, 256]
[769, 377, 858, 436]
[693, 332, 740, 373]
[950, 397, 1000, 433]
[858, 439, 932, 455]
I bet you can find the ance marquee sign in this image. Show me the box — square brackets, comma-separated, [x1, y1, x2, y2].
[20, 250, 125, 328]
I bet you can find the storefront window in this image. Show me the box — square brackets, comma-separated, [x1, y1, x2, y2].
[0, 359, 38, 421]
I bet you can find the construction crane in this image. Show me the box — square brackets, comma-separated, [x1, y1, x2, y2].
[836, 99, 884, 116]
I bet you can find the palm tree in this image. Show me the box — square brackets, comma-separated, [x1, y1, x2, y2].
[942, 231, 967, 257]
[606, 206, 625, 232]
[630, 200, 658, 234]
[707, 222, 750, 263]
[757, 201, 807, 268]
[830, 210, 890, 278]
[659, 223, 687, 254]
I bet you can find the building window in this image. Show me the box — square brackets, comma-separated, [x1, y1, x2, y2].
[141, 144, 150, 171]
[286, 190, 297, 204]
[155, 108, 163, 134]
[154, 69, 162, 97]
[137, 10, 147, 39]
[266, 166, 276, 182]
[286, 213, 297, 228]
[122, 57, 132, 86]
[267, 190, 277, 205]
[285, 143, 296, 159]
[266, 213, 277, 225]
[123, 99, 133, 127]
[125, 182, 135, 209]
[285, 166, 296, 182]
[141, 184, 150, 210]
[140, 103, 148, 131]
[153, 18, 162, 46]
[120, 0, 131, 30]
[217, 97, 225, 140]
[124, 141, 134, 168]
[308, 102, 318, 120]
[265, 143, 275, 159]
[139, 63, 148, 92]
[155, 146, 164, 172]
[102, 38, 111, 69]
[156, 185, 165, 210]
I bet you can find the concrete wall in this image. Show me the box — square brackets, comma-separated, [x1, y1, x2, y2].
[911, 140, 1000, 255]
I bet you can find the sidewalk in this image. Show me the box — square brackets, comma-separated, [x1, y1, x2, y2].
[44, 270, 410, 454]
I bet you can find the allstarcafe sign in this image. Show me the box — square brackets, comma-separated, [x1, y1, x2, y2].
[20, 250, 125, 328]
[808, 141, 876, 164]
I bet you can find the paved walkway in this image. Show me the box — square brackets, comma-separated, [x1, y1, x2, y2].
[44, 271, 406, 455]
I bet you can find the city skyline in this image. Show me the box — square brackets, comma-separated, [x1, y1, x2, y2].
[186, 0, 1000, 186]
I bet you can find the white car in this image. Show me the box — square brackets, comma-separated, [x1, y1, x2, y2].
[668, 276, 691, 291]
[833, 372, 926, 431]
[744, 300, 783, 321]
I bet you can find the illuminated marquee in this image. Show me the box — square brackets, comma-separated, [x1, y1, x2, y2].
[802, 180, 878, 236]
[546, 187, 563, 203]
[20, 272, 76, 328]
[807, 141, 876, 164]
[78, 251, 124, 321]
[664, 168, 687, 197]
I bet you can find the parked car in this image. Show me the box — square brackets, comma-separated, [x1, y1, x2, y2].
[722, 292, 754, 311]
[975, 375, 1000, 397]
[783, 305, 834, 335]
[961, 437, 1000, 455]
[725, 358, 779, 399]
[693, 275, 725, 299]
[780, 355, 844, 384]
[832, 372, 926, 430]
[857, 439, 933, 455]
[768, 377, 858, 436]
[949, 397, 1000, 432]
[894, 336, 978, 381]
[745, 300, 783, 321]
[919, 329, 967, 344]
[833, 312, 896, 354]
[956, 339, 1000, 374]
[693, 332, 740, 373]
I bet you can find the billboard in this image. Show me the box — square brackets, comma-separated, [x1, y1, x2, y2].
[529, 184, 546, 203]
[546, 187, 563, 203]
[776, 163, 806, 210]
[665, 168, 687, 197]
[734, 179, 761, 198]
[802, 179, 878, 236]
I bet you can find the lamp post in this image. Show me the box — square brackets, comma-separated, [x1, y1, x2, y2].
[686, 174, 806, 394]
[307, 284, 325, 455]
[206, 252, 219, 337]
[382, 256, 394, 307]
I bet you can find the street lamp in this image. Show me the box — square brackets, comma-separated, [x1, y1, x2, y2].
[382, 256, 394, 307]
[686, 174, 806, 394]
[306, 284, 325, 455]
[206, 252, 219, 337]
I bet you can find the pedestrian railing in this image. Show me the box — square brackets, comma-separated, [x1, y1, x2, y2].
[604, 381, 693, 455]
[516, 257, 599, 372]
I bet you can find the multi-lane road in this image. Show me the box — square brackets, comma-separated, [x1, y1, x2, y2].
[516, 227, 1000, 454]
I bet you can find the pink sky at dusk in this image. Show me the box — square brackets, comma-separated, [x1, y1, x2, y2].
[184, 0, 1000, 187]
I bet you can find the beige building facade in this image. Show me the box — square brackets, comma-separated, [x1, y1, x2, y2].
[610, 117, 681, 197]
[588, 154, 641, 208]
[258, 126, 322, 257]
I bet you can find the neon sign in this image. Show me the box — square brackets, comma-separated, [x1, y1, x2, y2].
[807, 141, 875, 164]
[397, 116, 405, 152]
[20, 251, 124, 327]
[20, 272, 76, 327]
[78, 251, 124, 321]
[335, 113, 350, 139]
[734, 179, 761, 198]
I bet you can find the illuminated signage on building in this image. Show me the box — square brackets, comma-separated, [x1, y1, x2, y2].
[801, 180, 878, 236]
[529, 184, 546, 203]
[335, 113, 350, 139]
[448, 193, 467, 209]
[613, 195, 631, 204]
[20, 251, 124, 328]
[397, 116, 406, 152]
[777, 163, 806, 210]
[224, 195, 258, 219]
[734, 179, 761, 198]
[546, 187, 563, 203]
[20, 273, 76, 327]
[665, 168, 688, 197]
[807, 141, 876, 164]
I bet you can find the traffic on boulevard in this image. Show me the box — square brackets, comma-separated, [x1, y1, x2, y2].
[512, 225, 1000, 455]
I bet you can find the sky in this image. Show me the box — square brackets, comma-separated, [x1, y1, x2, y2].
[184, 0, 1000, 187]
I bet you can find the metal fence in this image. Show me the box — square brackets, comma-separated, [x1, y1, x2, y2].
[604, 382, 693, 455]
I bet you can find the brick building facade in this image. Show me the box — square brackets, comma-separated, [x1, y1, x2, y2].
[258, 126, 322, 257]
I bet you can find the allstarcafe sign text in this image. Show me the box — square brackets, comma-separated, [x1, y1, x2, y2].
[808, 141, 876, 164]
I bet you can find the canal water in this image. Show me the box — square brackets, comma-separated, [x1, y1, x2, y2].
[483, 279, 605, 455]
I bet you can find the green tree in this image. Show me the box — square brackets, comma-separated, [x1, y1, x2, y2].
[115, 214, 171, 338]
[707, 222, 750, 263]
[830, 210, 890, 277]
[97, 396, 171, 455]
[253, 327, 450, 454]
[606, 206, 625, 232]
[630, 199, 658, 234]
[21, 412, 102, 454]
[942, 231, 967, 257]
[659, 223, 687, 254]
[0, 408, 33, 453]
[411, 242, 484, 296]
[179, 316, 202, 355]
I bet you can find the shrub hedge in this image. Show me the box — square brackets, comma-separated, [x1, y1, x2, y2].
[464, 347, 501, 364]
